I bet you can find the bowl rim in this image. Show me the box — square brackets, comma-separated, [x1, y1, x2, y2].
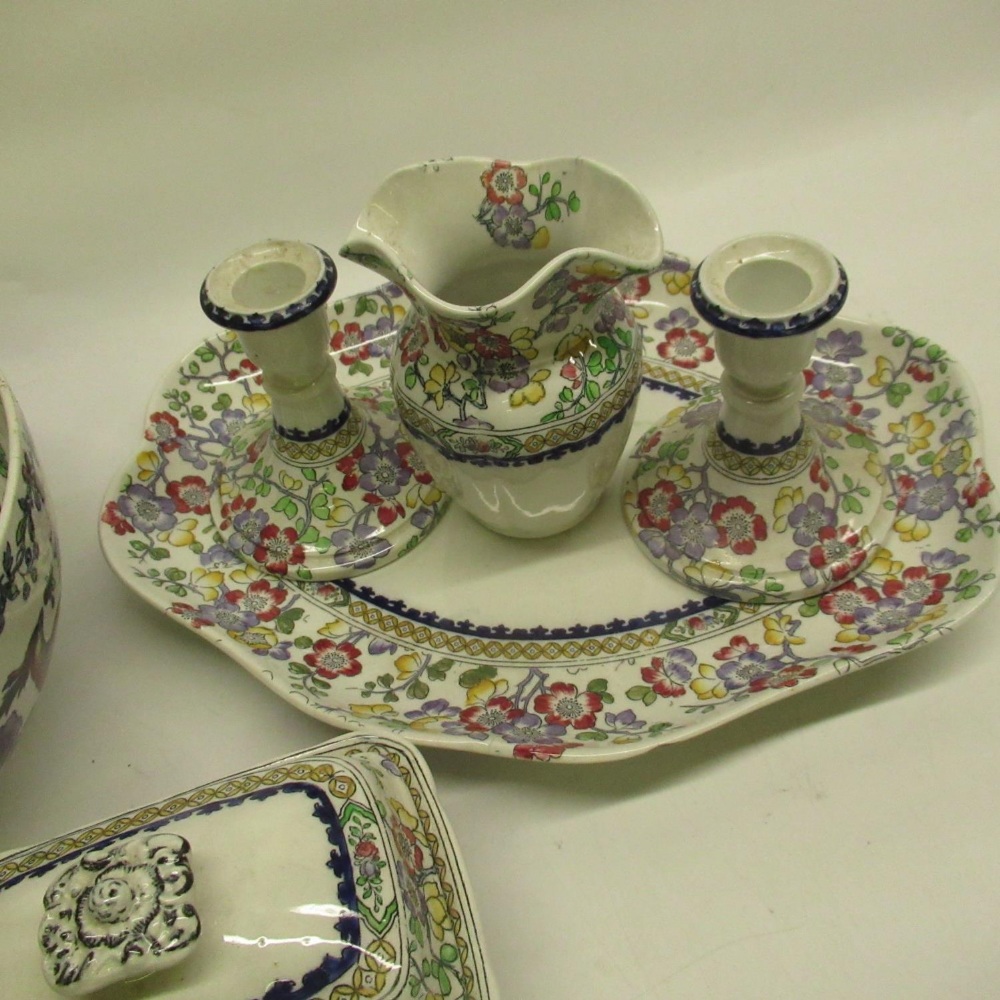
[0, 373, 25, 555]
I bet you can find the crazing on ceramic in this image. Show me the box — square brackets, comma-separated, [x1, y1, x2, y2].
[0, 376, 60, 767]
[1, 735, 493, 997]
[341, 157, 664, 537]
[199, 240, 448, 581]
[624, 234, 895, 601]
[39, 833, 200, 994]
[99, 256, 998, 762]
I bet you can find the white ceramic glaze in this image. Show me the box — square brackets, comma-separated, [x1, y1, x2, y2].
[1, 734, 494, 997]
[200, 240, 448, 581]
[624, 234, 894, 602]
[0, 373, 59, 768]
[341, 156, 664, 538]
[99, 258, 998, 761]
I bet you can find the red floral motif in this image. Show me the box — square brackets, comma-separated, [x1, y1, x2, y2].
[713, 635, 757, 662]
[636, 480, 683, 532]
[560, 359, 584, 389]
[748, 664, 818, 692]
[146, 411, 186, 452]
[809, 456, 831, 491]
[227, 357, 262, 384]
[533, 682, 602, 730]
[254, 524, 306, 576]
[808, 525, 866, 581]
[962, 459, 993, 508]
[336, 443, 365, 491]
[882, 566, 951, 606]
[396, 440, 432, 486]
[398, 319, 429, 365]
[168, 603, 214, 629]
[465, 328, 514, 360]
[227, 579, 288, 621]
[166, 475, 212, 515]
[906, 360, 935, 383]
[304, 638, 363, 680]
[818, 580, 881, 624]
[711, 496, 767, 555]
[641, 657, 687, 698]
[354, 837, 380, 860]
[100, 500, 134, 536]
[655, 327, 714, 370]
[218, 494, 257, 530]
[330, 322, 371, 366]
[512, 743, 573, 761]
[480, 160, 528, 205]
[458, 697, 522, 733]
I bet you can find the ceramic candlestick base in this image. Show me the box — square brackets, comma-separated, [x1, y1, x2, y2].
[200, 240, 448, 581]
[623, 233, 894, 602]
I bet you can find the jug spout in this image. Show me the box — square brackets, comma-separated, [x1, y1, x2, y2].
[340, 156, 664, 538]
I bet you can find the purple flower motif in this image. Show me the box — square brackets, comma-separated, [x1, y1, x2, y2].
[358, 449, 411, 499]
[810, 360, 863, 398]
[494, 712, 567, 745]
[788, 493, 837, 546]
[367, 636, 399, 656]
[786, 547, 821, 590]
[533, 269, 572, 309]
[199, 543, 242, 568]
[404, 698, 461, 723]
[921, 547, 970, 571]
[489, 203, 535, 249]
[901, 473, 959, 521]
[853, 597, 924, 635]
[816, 328, 865, 362]
[604, 709, 645, 731]
[361, 314, 397, 357]
[194, 594, 258, 633]
[210, 409, 248, 446]
[118, 485, 177, 534]
[680, 400, 720, 430]
[715, 650, 785, 691]
[638, 527, 670, 560]
[331, 524, 392, 570]
[177, 436, 209, 471]
[593, 295, 629, 335]
[229, 507, 269, 556]
[940, 409, 977, 444]
[654, 307, 698, 334]
[480, 354, 530, 393]
[665, 503, 720, 560]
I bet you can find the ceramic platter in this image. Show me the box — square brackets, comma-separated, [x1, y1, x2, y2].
[0, 733, 494, 997]
[100, 255, 998, 762]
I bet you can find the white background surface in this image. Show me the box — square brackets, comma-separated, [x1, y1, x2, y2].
[2, 3, 999, 997]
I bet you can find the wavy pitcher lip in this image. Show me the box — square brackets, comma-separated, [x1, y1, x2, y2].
[339, 155, 664, 316]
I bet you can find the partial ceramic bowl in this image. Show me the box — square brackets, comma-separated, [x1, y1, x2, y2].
[0, 371, 60, 767]
[0, 732, 494, 997]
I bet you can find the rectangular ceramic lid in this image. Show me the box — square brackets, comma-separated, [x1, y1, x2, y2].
[0, 733, 494, 998]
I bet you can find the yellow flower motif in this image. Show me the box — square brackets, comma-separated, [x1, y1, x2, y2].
[611, 734, 643, 745]
[424, 882, 455, 942]
[191, 567, 225, 602]
[158, 517, 199, 547]
[465, 676, 509, 706]
[242, 391, 270, 413]
[662, 269, 692, 296]
[510, 369, 549, 407]
[772, 486, 804, 533]
[389, 799, 422, 837]
[576, 259, 621, 281]
[279, 469, 303, 491]
[325, 495, 355, 527]
[868, 355, 895, 388]
[394, 653, 421, 681]
[424, 362, 458, 410]
[888, 412, 935, 455]
[530, 226, 550, 250]
[135, 450, 160, 482]
[763, 613, 805, 646]
[405, 481, 443, 509]
[318, 619, 350, 638]
[331, 938, 398, 998]
[509, 327, 538, 360]
[682, 561, 734, 592]
[230, 626, 279, 652]
[893, 512, 931, 542]
[655, 463, 693, 491]
[228, 565, 265, 586]
[381, 302, 406, 325]
[836, 625, 869, 645]
[555, 328, 591, 362]
[931, 439, 972, 478]
[864, 546, 903, 580]
[691, 662, 727, 701]
[349, 703, 395, 718]
[864, 450, 886, 482]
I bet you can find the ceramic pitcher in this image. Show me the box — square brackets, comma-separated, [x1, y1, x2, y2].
[341, 156, 663, 538]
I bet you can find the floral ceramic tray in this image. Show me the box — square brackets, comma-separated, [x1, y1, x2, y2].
[0, 733, 494, 996]
[100, 256, 998, 762]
